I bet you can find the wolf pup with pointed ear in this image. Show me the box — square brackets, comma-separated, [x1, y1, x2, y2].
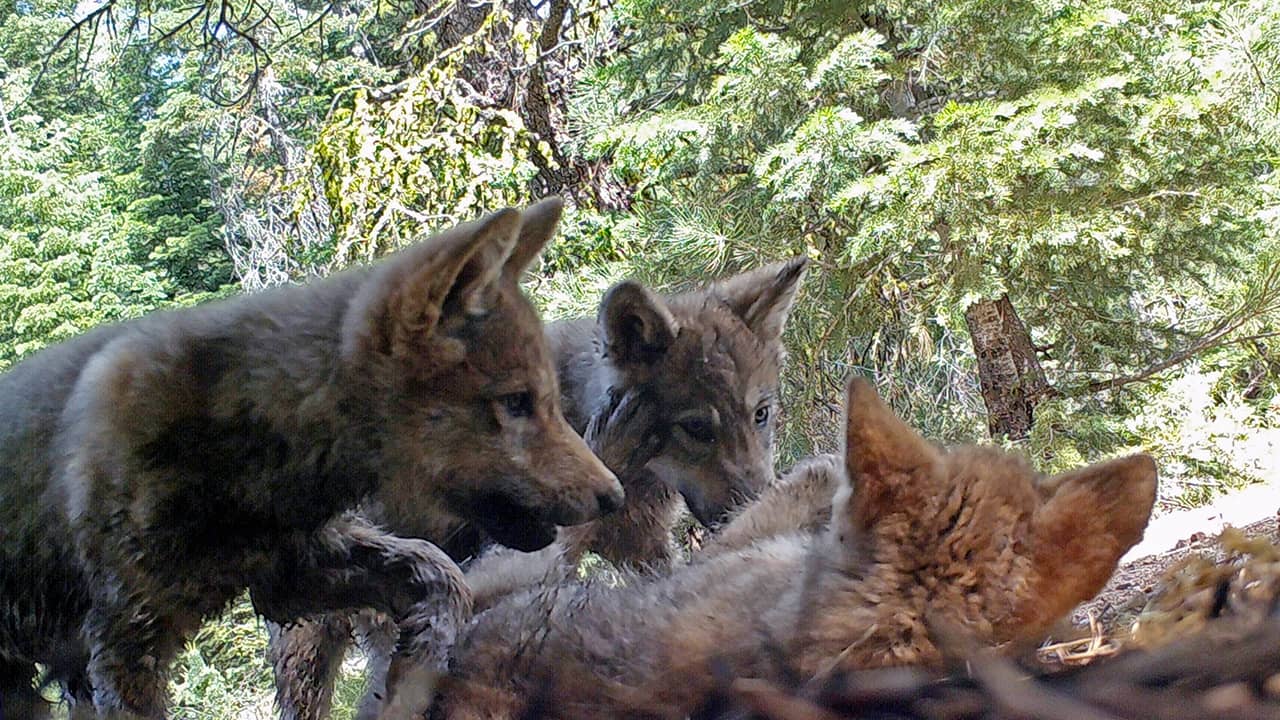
[0, 197, 621, 718]
[439, 377, 1157, 719]
[269, 257, 810, 720]
[552, 256, 810, 568]
[450, 257, 811, 620]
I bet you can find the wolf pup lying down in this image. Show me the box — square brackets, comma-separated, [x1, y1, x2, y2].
[436, 378, 1158, 719]
[0, 198, 623, 719]
[269, 258, 809, 720]
[551, 256, 809, 566]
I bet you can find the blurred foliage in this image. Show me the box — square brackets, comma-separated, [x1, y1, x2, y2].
[169, 596, 273, 719]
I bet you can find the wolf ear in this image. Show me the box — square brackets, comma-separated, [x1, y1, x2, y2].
[503, 196, 563, 280]
[342, 206, 522, 362]
[837, 378, 941, 539]
[1012, 454, 1157, 636]
[712, 256, 808, 342]
[410, 206, 522, 319]
[600, 281, 679, 366]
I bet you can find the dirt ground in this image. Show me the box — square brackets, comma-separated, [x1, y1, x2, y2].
[1073, 501, 1280, 631]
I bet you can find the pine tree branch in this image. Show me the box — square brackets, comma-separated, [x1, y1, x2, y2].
[1058, 317, 1280, 398]
[1068, 327, 1238, 397]
[1040, 256, 1280, 399]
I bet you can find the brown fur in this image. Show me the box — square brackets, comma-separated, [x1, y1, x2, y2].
[438, 378, 1158, 719]
[0, 199, 621, 718]
[269, 260, 808, 719]
[701, 453, 841, 557]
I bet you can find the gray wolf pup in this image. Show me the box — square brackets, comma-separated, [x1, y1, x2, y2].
[551, 256, 809, 568]
[437, 377, 1158, 719]
[0, 198, 621, 718]
[269, 257, 809, 719]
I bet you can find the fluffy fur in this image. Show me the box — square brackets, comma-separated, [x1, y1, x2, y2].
[0, 199, 621, 718]
[437, 378, 1159, 719]
[269, 258, 809, 720]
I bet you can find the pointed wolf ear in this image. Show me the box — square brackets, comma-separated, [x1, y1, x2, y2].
[839, 377, 941, 537]
[1012, 454, 1157, 637]
[341, 207, 522, 362]
[712, 256, 808, 342]
[503, 196, 563, 280]
[437, 207, 522, 316]
[600, 281, 679, 366]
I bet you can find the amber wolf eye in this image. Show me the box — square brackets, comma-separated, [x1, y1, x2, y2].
[498, 391, 534, 418]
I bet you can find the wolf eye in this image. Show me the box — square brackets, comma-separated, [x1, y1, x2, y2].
[678, 418, 715, 443]
[498, 391, 534, 419]
[754, 405, 771, 426]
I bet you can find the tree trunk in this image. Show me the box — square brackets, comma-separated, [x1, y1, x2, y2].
[424, 0, 631, 210]
[524, 0, 581, 198]
[433, 0, 494, 50]
[964, 294, 1049, 440]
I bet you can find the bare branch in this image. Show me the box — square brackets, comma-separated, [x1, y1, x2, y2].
[24, 0, 117, 106]
[1056, 264, 1280, 398]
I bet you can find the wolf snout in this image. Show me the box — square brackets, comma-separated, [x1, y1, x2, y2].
[596, 486, 625, 515]
[549, 471, 625, 527]
[681, 473, 761, 529]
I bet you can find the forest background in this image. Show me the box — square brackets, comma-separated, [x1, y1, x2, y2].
[2, 0, 1279, 715]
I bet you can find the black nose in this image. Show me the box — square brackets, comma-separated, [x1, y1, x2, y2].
[597, 489, 624, 515]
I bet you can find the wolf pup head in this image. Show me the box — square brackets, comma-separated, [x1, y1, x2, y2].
[810, 378, 1159, 666]
[599, 257, 808, 527]
[340, 198, 623, 552]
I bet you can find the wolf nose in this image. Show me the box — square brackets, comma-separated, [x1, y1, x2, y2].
[597, 487, 625, 515]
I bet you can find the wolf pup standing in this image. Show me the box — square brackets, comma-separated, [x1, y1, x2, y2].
[269, 257, 809, 720]
[0, 198, 622, 719]
[438, 377, 1158, 719]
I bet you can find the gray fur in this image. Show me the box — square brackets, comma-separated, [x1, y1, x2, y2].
[0, 200, 621, 718]
[268, 257, 810, 720]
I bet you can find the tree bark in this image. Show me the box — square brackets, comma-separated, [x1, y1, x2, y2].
[524, 0, 580, 198]
[432, 0, 494, 50]
[423, 0, 631, 210]
[964, 294, 1049, 440]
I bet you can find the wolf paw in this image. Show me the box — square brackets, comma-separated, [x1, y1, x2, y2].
[372, 592, 470, 720]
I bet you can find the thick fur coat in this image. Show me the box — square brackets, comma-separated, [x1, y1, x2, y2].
[436, 378, 1159, 719]
[0, 199, 621, 718]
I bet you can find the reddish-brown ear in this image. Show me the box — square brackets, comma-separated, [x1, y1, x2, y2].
[839, 378, 942, 536]
[503, 196, 563, 280]
[341, 206, 522, 363]
[1012, 454, 1158, 636]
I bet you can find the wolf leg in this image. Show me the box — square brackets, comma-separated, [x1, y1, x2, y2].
[560, 472, 681, 571]
[349, 610, 397, 720]
[561, 386, 675, 571]
[462, 543, 568, 614]
[62, 667, 96, 720]
[79, 569, 187, 720]
[266, 614, 353, 720]
[82, 617, 176, 718]
[703, 454, 841, 557]
[250, 514, 472, 719]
